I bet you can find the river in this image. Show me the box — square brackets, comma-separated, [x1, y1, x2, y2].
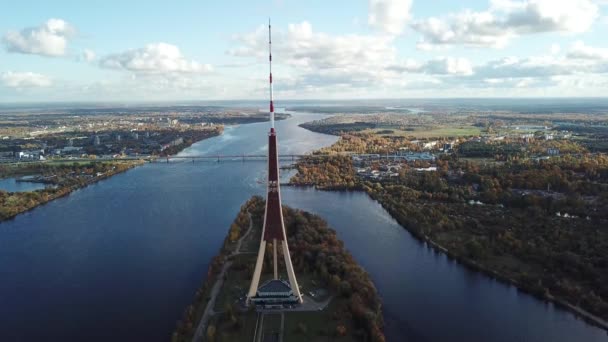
[0, 112, 606, 342]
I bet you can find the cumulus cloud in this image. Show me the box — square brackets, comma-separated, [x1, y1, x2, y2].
[3, 19, 74, 56]
[230, 21, 396, 70]
[228, 21, 401, 89]
[422, 57, 474, 75]
[1, 71, 52, 88]
[229, 21, 494, 95]
[99, 43, 212, 74]
[474, 56, 568, 78]
[389, 57, 473, 75]
[368, 0, 413, 35]
[229, 21, 608, 96]
[456, 45, 608, 87]
[567, 41, 608, 60]
[411, 0, 599, 48]
[82, 49, 96, 62]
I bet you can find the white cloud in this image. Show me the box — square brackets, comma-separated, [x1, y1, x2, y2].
[567, 41, 608, 60]
[424, 57, 474, 75]
[412, 0, 599, 48]
[230, 21, 396, 70]
[3, 19, 74, 57]
[227, 21, 608, 98]
[82, 49, 96, 62]
[228, 21, 399, 89]
[368, 0, 413, 35]
[1, 71, 52, 88]
[413, 11, 511, 49]
[462, 43, 608, 83]
[100, 43, 212, 74]
[389, 57, 473, 75]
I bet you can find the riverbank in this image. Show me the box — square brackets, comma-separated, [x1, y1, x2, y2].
[0, 160, 144, 222]
[369, 191, 608, 332]
[0, 128, 225, 223]
[173, 196, 385, 342]
[289, 145, 608, 331]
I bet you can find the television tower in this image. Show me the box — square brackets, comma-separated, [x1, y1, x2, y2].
[247, 19, 303, 304]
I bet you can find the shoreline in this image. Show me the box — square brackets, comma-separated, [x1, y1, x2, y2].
[0, 160, 144, 223]
[287, 183, 608, 332]
[0, 126, 228, 224]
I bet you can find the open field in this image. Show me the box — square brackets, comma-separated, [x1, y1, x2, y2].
[366, 126, 482, 138]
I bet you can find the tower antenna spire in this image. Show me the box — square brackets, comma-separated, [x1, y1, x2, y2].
[269, 18, 274, 129]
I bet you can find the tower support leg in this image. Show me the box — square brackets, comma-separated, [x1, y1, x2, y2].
[247, 240, 267, 304]
[281, 240, 303, 303]
[273, 239, 278, 279]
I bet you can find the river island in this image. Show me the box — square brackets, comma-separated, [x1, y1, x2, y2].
[172, 196, 385, 342]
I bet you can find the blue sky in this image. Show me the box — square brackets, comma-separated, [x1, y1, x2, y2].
[1, 0, 607, 101]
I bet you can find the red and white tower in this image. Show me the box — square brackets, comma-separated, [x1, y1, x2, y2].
[247, 20, 303, 304]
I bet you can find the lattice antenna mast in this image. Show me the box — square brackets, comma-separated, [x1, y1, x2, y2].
[269, 18, 275, 129]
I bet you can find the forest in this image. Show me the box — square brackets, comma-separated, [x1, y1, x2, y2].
[289, 134, 608, 325]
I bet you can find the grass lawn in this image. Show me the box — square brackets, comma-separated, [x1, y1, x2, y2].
[214, 311, 258, 342]
[283, 299, 355, 342]
[214, 254, 255, 312]
[366, 126, 482, 138]
[458, 157, 504, 166]
[241, 223, 262, 253]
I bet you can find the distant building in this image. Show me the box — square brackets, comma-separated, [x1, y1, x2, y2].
[402, 152, 436, 162]
[415, 167, 437, 172]
[93, 135, 100, 146]
[422, 141, 438, 150]
[160, 137, 184, 151]
[17, 149, 44, 159]
[520, 133, 534, 142]
[547, 148, 560, 156]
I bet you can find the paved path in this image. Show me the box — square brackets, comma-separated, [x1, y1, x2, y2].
[256, 294, 333, 314]
[235, 212, 255, 254]
[191, 211, 255, 342]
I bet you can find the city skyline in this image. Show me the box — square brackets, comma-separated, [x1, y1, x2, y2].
[2, 0, 608, 102]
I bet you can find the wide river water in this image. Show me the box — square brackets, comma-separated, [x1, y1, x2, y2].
[0, 113, 606, 341]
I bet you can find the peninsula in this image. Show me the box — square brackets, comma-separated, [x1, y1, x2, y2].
[172, 196, 385, 342]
